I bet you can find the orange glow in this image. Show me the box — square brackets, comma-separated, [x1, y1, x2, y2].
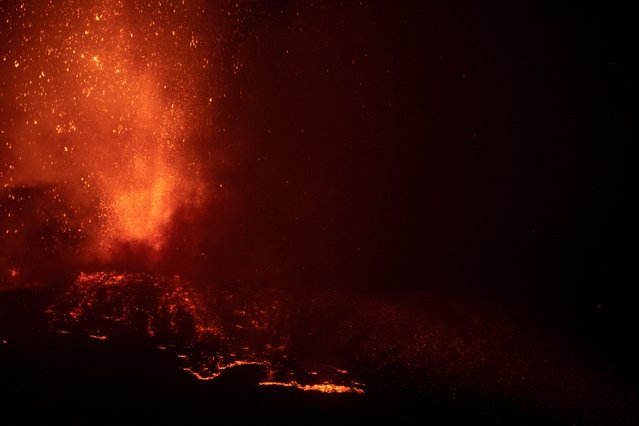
[88, 334, 108, 340]
[108, 163, 175, 250]
[47, 272, 366, 395]
[182, 367, 220, 381]
[259, 381, 365, 394]
[1, 0, 213, 258]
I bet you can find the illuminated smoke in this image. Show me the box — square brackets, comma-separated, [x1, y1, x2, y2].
[0, 0, 216, 260]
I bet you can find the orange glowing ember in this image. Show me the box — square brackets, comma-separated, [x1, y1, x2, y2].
[47, 272, 366, 395]
[1, 0, 214, 257]
[259, 381, 365, 394]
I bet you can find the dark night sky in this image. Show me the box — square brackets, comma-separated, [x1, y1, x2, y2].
[183, 0, 635, 386]
[191, 1, 631, 323]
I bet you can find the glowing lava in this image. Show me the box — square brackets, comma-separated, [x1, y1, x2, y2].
[0, 0, 213, 257]
[46, 271, 365, 394]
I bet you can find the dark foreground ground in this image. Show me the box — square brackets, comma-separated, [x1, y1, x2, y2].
[2, 287, 635, 425]
[0, 337, 565, 425]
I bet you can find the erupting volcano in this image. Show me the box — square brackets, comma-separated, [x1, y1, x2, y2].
[1, 0, 209, 260]
[1, 0, 635, 423]
[0, 0, 370, 399]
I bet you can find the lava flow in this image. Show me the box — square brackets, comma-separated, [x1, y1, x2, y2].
[46, 271, 365, 393]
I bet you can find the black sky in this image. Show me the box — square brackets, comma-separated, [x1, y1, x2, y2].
[182, 0, 635, 387]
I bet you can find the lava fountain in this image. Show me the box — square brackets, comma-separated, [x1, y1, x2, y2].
[0, 0, 364, 395]
[1, 0, 212, 260]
